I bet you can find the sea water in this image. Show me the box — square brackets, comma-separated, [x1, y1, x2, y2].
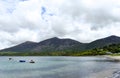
[0, 56, 120, 78]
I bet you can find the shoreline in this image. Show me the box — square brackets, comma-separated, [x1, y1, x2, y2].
[87, 55, 120, 78]
[89, 69, 117, 78]
[102, 55, 120, 78]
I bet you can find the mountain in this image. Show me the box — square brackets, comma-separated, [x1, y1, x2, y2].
[86, 35, 120, 49]
[0, 41, 38, 52]
[31, 37, 85, 52]
[1, 35, 120, 53]
[0, 37, 85, 52]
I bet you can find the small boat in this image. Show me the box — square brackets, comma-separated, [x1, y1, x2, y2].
[19, 60, 26, 62]
[29, 60, 35, 63]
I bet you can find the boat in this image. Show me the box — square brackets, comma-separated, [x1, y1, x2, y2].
[19, 60, 26, 62]
[29, 60, 35, 63]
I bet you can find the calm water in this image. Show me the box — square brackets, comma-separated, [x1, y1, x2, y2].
[0, 56, 120, 78]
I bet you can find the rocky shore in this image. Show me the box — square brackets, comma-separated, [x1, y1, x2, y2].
[108, 70, 120, 78]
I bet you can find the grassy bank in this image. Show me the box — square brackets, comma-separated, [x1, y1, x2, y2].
[0, 50, 107, 56]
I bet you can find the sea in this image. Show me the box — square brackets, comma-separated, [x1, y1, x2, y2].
[0, 56, 120, 78]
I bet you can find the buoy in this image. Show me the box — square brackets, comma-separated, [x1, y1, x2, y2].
[9, 58, 12, 60]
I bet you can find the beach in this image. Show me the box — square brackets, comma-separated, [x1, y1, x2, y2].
[106, 56, 120, 61]
[82, 56, 120, 78]
[89, 69, 117, 78]
[103, 56, 120, 78]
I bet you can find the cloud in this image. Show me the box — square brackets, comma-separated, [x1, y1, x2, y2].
[0, 0, 120, 49]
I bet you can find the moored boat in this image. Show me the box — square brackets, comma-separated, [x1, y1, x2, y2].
[19, 60, 26, 62]
[29, 60, 35, 63]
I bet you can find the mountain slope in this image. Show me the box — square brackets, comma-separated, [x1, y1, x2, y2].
[0, 37, 85, 52]
[0, 41, 38, 52]
[86, 35, 120, 49]
[31, 37, 86, 52]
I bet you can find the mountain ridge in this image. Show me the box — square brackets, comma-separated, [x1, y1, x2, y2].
[1, 35, 120, 53]
[87, 35, 120, 49]
[1, 37, 84, 52]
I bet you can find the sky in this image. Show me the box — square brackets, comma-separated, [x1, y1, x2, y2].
[0, 0, 120, 49]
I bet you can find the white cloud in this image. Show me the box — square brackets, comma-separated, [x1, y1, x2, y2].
[0, 0, 120, 49]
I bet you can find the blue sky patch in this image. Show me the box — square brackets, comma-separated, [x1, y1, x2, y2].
[19, 0, 28, 2]
[41, 7, 46, 15]
[41, 6, 55, 22]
